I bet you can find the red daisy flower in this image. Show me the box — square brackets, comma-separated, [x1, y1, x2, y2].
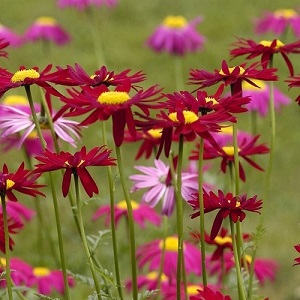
[0, 64, 73, 98]
[230, 37, 300, 76]
[190, 134, 269, 182]
[61, 81, 162, 146]
[189, 60, 278, 95]
[189, 286, 232, 300]
[0, 163, 45, 202]
[286, 75, 300, 105]
[0, 38, 9, 58]
[66, 63, 145, 89]
[294, 244, 300, 266]
[34, 146, 116, 197]
[189, 190, 263, 240]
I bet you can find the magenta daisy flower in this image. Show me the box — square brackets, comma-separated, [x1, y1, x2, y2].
[255, 9, 300, 38]
[137, 236, 202, 278]
[0, 25, 22, 47]
[294, 244, 300, 266]
[146, 15, 205, 56]
[57, 0, 118, 10]
[130, 159, 198, 216]
[189, 286, 232, 300]
[34, 146, 116, 197]
[0, 103, 81, 148]
[92, 199, 161, 228]
[189, 190, 263, 240]
[24, 17, 71, 46]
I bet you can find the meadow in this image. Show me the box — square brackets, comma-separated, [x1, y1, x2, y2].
[0, 0, 300, 299]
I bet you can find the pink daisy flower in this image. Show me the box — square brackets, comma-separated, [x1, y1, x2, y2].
[0, 102, 81, 148]
[0, 24, 22, 47]
[129, 159, 198, 216]
[146, 15, 205, 56]
[255, 9, 300, 38]
[57, 0, 118, 10]
[137, 236, 202, 279]
[24, 17, 70, 46]
[92, 199, 161, 228]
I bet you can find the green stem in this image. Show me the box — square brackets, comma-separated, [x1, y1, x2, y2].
[197, 137, 207, 287]
[1, 196, 13, 300]
[73, 174, 103, 300]
[247, 247, 257, 300]
[229, 219, 246, 300]
[115, 146, 138, 300]
[232, 122, 240, 196]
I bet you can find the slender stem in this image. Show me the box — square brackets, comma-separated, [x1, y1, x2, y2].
[197, 137, 207, 287]
[115, 146, 138, 300]
[73, 174, 102, 300]
[229, 219, 246, 300]
[232, 122, 240, 196]
[101, 122, 124, 300]
[247, 248, 257, 300]
[1, 196, 13, 300]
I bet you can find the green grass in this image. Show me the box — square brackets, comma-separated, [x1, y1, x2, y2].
[1, 0, 300, 299]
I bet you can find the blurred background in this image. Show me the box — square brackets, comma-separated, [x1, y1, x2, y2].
[0, 0, 300, 299]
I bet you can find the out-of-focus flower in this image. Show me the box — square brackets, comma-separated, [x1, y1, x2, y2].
[189, 190, 262, 240]
[130, 159, 199, 216]
[34, 146, 116, 197]
[0, 215, 23, 253]
[0, 25, 22, 47]
[189, 60, 278, 95]
[92, 199, 161, 228]
[24, 17, 70, 46]
[190, 134, 269, 182]
[189, 286, 232, 300]
[0, 163, 44, 202]
[241, 79, 291, 116]
[255, 9, 300, 38]
[146, 15, 205, 56]
[137, 236, 202, 279]
[0, 103, 81, 148]
[61, 82, 162, 147]
[230, 37, 300, 76]
[0, 65, 72, 98]
[57, 0, 118, 10]
[163, 283, 207, 300]
[0, 201, 35, 224]
[286, 75, 300, 105]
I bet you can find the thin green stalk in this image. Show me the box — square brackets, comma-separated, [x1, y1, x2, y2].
[1, 196, 13, 300]
[247, 247, 257, 300]
[229, 219, 246, 300]
[197, 137, 207, 287]
[115, 146, 138, 300]
[232, 122, 240, 196]
[73, 174, 103, 300]
[24, 85, 71, 299]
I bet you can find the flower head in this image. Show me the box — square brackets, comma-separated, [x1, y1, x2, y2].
[230, 37, 300, 76]
[130, 159, 198, 216]
[294, 244, 300, 266]
[137, 236, 202, 278]
[255, 9, 300, 38]
[24, 16, 71, 46]
[34, 146, 116, 197]
[92, 199, 161, 228]
[1, 201, 35, 225]
[189, 190, 263, 240]
[189, 60, 278, 95]
[146, 15, 205, 56]
[0, 25, 22, 47]
[189, 286, 232, 300]
[57, 0, 118, 10]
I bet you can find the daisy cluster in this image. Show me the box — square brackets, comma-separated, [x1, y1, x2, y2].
[0, 1, 300, 300]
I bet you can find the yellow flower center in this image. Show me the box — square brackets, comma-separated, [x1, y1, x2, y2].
[242, 79, 266, 91]
[214, 236, 232, 245]
[147, 128, 162, 139]
[219, 66, 245, 76]
[245, 254, 252, 264]
[97, 91, 130, 105]
[11, 69, 40, 83]
[116, 200, 139, 210]
[0, 257, 6, 267]
[274, 9, 297, 19]
[33, 267, 51, 277]
[77, 160, 85, 167]
[36, 16, 57, 26]
[187, 285, 203, 295]
[205, 97, 218, 105]
[159, 236, 178, 252]
[27, 130, 38, 139]
[6, 179, 15, 190]
[163, 15, 187, 28]
[146, 271, 168, 282]
[168, 110, 199, 124]
[222, 146, 240, 156]
[259, 39, 284, 49]
[3, 95, 28, 106]
[220, 126, 233, 135]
